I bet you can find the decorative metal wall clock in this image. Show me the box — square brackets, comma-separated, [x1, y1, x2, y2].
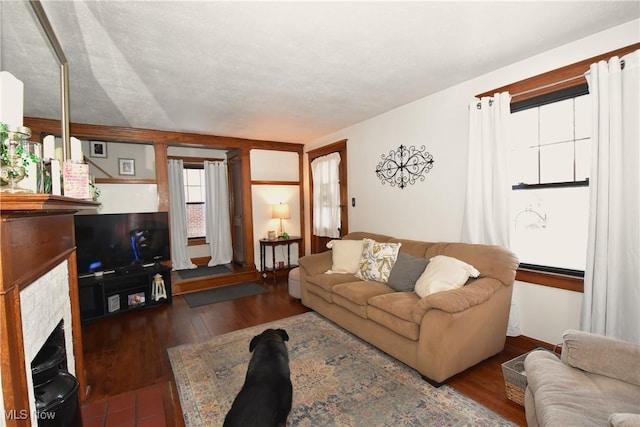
[375, 145, 434, 189]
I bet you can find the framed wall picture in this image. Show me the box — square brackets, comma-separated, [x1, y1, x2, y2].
[118, 158, 135, 176]
[90, 140, 107, 158]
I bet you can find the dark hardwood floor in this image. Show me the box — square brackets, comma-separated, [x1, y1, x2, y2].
[81, 275, 529, 426]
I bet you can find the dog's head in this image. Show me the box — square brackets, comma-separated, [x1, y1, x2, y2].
[249, 328, 289, 352]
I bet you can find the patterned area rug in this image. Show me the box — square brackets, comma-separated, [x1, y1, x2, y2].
[168, 312, 515, 426]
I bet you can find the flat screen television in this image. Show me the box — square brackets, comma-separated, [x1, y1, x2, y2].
[74, 212, 170, 277]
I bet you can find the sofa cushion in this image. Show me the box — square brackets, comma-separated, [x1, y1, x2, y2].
[326, 239, 364, 274]
[609, 413, 640, 427]
[561, 329, 640, 386]
[524, 350, 640, 427]
[332, 281, 393, 318]
[414, 255, 480, 298]
[306, 273, 360, 303]
[367, 292, 420, 340]
[355, 238, 401, 283]
[387, 251, 429, 292]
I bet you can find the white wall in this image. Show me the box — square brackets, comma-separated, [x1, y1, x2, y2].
[250, 149, 301, 269]
[306, 20, 639, 343]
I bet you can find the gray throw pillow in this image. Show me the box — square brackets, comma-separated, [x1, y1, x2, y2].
[387, 251, 429, 292]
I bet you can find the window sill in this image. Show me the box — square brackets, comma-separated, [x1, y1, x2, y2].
[188, 237, 206, 246]
[515, 268, 584, 293]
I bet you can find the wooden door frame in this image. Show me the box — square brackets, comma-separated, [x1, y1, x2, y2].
[307, 139, 348, 253]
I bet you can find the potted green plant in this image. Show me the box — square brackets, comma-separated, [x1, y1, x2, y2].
[0, 122, 40, 193]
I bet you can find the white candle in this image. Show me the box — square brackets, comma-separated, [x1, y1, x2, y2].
[54, 147, 63, 163]
[0, 71, 24, 128]
[70, 137, 83, 162]
[43, 135, 55, 160]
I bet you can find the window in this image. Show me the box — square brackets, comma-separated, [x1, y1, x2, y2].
[183, 166, 206, 239]
[509, 87, 590, 276]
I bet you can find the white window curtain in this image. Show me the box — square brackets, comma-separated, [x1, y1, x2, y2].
[462, 92, 521, 336]
[581, 50, 640, 344]
[204, 160, 233, 266]
[311, 152, 341, 238]
[168, 159, 197, 270]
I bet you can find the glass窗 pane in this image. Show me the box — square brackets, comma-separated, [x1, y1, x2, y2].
[511, 108, 538, 150]
[574, 94, 591, 140]
[575, 138, 591, 181]
[510, 186, 589, 271]
[539, 99, 573, 144]
[186, 203, 206, 238]
[510, 146, 538, 185]
[539, 142, 573, 183]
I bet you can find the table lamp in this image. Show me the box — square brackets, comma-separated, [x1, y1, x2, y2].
[272, 203, 290, 238]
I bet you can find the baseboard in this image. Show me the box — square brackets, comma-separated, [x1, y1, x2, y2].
[506, 335, 558, 353]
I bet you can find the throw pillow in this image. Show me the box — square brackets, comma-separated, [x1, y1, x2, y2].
[326, 239, 364, 274]
[387, 251, 429, 292]
[414, 255, 480, 298]
[355, 238, 401, 283]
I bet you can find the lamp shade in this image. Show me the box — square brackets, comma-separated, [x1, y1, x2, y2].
[272, 203, 290, 219]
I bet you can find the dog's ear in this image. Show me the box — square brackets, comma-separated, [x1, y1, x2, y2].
[249, 333, 262, 352]
[276, 329, 289, 342]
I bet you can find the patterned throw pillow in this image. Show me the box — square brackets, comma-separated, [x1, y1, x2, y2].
[355, 238, 402, 283]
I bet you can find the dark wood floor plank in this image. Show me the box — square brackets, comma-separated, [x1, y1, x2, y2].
[81, 276, 527, 426]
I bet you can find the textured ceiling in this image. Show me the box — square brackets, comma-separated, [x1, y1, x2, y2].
[2, 1, 639, 144]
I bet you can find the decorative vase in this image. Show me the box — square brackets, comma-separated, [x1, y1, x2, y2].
[0, 126, 32, 193]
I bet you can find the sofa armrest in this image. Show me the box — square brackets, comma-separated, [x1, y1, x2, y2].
[298, 251, 333, 276]
[561, 329, 640, 386]
[411, 277, 503, 323]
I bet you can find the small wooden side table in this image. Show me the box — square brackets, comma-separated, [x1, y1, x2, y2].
[259, 236, 302, 284]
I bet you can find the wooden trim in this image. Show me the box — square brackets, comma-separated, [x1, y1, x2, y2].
[506, 334, 558, 352]
[0, 285, 30, 426]
[66, 252, 87, 401]
[0, 194, 98, 212]
[26, 117, 304, 152]
[94, 178, 157, 184]
[155, 143, 170, 212]
[188, 238, 206, 247]
[477, 43, 640, 103]
[307, 139, 349, 253]
[251, 180, 300, 186]
[307, 139, 348, 159]
[516, 268, 584, 293]
[168, 155, 224, 164]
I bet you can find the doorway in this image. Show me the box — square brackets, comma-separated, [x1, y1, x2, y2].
[307, 139, 348, 254]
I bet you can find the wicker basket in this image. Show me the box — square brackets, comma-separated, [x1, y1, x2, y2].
[501, 352, 530, 405]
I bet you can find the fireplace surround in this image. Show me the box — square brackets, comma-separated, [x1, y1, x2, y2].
[0, 194, 97, 426]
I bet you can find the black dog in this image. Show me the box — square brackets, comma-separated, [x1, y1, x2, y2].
[223, 328, 292, 427]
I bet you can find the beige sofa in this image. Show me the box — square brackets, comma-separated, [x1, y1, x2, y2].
[298, 231, 519, 385]
[524, 329, 640, 427]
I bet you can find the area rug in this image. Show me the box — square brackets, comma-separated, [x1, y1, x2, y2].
[176, 264, 232, 280]
[182, 282, 267, 308]
[168, 312, 515, 426]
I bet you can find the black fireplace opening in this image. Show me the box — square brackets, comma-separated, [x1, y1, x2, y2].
[30, 320, 82, 427]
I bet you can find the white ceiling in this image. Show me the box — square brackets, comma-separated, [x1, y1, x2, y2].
[2, 1, 639, 144]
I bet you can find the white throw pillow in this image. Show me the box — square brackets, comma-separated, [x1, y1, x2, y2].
[326, 239, 364, 274]
[355, 238, 401, 283]
[414, 255, 480, 298]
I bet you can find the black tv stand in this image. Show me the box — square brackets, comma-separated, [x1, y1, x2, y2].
[78, 264, 172, 323]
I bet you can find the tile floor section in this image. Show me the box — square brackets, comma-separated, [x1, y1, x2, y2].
[81, 384, 166, 427]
